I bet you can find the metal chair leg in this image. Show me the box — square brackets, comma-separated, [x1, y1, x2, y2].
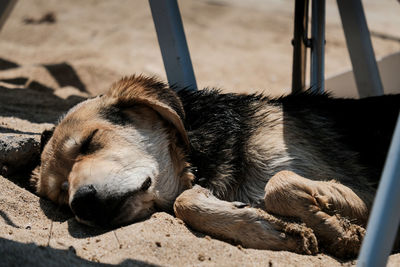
[291, 0, 325, 94]
[149, 0, 197, 91]
[310, 0, 326, 93]
[357, 113, 400, 267]
[291, 0, 309, 93]
[337, 0, 383, 97]
[0, 0, 17, 30]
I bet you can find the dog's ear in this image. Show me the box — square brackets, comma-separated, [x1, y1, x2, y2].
[31, 127, 55, 193]
[107, 75, 189, 147]
[40, 127, 55, 154]
[30, 165, 41, 193]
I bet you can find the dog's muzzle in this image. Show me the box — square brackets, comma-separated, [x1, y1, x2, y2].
[70, 177, 152, 227]
[70, 184, 120, 227]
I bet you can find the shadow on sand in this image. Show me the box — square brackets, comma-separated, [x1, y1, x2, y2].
[0, 237, 159, 267]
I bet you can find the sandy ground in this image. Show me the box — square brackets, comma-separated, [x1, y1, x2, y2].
[0, 0, 399, 266]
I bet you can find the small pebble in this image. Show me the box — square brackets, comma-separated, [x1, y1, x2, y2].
[198, 254, 205, 261]
[155, 241, 162, 247]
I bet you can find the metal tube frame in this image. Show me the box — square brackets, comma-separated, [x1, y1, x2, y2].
[149, 0, 197, 91]
[310, 0, 325, 93]
[337, 0, 384, 97]
[0, 0, 17, 30]
[291, 0, 309, 93]
[357, 114, 400, 267]
[291, 0, 325, 94]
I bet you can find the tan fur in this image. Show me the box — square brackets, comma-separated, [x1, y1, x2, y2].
[174, 185, 318, 255]
[264, 171, 366, 258]
[34, 75, 193, 224]
[107, 76, 189, 147]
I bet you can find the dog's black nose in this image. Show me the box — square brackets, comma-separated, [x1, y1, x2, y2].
[70, 184, 123, 226]
[70, 179, 152, 227]
[70, 184, 103, 223]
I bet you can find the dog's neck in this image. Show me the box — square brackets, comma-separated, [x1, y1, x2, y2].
[153, 128, 194, 211]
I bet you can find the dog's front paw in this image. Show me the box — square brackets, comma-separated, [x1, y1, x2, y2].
[284, 223, 319, 255]
[327, 216, 365, 258]
[253, 210, 319, 255]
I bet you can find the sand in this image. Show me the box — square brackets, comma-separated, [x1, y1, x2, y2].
[0, 0, 399, 266]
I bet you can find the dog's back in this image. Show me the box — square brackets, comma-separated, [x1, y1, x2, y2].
[178, 89, 400, 203]
[279, 93, 400, 180]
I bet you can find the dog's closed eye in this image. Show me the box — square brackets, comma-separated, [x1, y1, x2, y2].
[80, 129, 100, 155]
[140, 177, 152, 191]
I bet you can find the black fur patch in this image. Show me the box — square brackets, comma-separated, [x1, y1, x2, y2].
[178, 89, 270, 199]
[178, 89, 400, 195]
[278, 92, 400, 184]
[40, 127, 55, 153]
[100, 106, 131, 126]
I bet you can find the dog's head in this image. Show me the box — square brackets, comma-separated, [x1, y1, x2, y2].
[31, 75, 193, 227]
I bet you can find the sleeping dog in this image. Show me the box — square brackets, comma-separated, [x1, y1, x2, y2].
[32, 75, 400, 258]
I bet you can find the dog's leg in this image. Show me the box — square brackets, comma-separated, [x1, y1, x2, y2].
[174, 185, 318, 255]
[264, 170, 370, 258]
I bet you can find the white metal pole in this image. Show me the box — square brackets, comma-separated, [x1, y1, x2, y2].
[149, 0, 197, 91]
[357, 113, 400, 267]
[337, 0, 384, 98]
